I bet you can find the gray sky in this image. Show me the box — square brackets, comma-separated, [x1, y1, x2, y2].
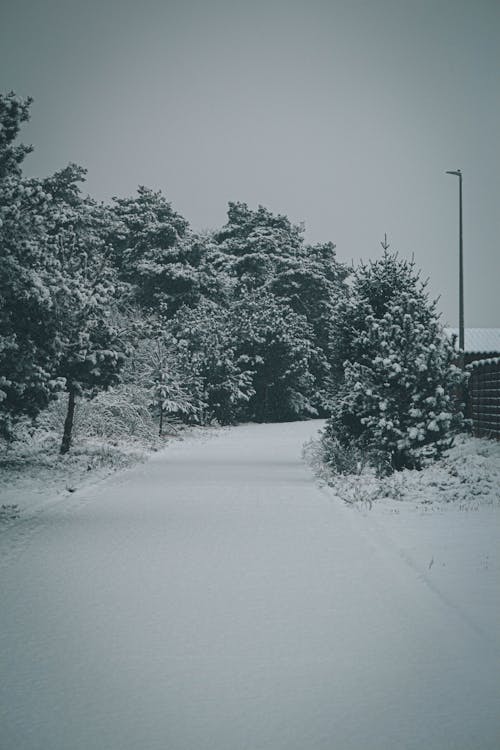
[1, 0, 499, 326]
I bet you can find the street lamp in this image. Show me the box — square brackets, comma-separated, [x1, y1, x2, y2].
[446, 169, 464, 354]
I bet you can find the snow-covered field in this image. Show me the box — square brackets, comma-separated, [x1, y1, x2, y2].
[1, 421, 499, 750]
[0, 436, 148, 523]
[0, 424, 209, 523]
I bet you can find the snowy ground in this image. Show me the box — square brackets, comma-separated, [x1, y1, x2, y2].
[0, 425, 209, 523]
[0, 436, 147, 523]
[1, 421, 499, 750]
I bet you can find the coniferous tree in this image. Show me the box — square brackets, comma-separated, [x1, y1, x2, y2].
[0, 94, 64, 436]
[213, 201, 305, 290]
[43, 166, 131, 453]
[0, 95, 130, 447]
[211, 202, 346, 414]
[271, 240, 348, 406]
[324, 250, 465, 471]
[168, 300, 254, 425]
[230, 290, 325, 422]
[110, 187, 203, 315]
[0, 91, 33, 179]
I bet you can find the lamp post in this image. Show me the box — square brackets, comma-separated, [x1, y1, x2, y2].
[446, 169, 464, 354]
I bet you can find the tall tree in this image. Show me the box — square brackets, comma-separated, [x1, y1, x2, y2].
[0, 93, 64, 436]
[270, 240, 348, 398]
[110, 187, 203, 315]
[212, 203, 347, 411]
[41, 165, 131, 453]
[230, 291, 325, 422]
[0, 99, 130, 448]
[213, 202, 305, 290]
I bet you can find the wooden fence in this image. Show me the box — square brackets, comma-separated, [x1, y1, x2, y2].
[467, 358, 500, 439]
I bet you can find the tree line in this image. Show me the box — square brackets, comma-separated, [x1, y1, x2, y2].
[0, 93, 464, 471]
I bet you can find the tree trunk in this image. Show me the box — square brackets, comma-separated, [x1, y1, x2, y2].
[263, 384, 270, 422]
[159, 402, 163, 437]
[60, 388, 76, 454]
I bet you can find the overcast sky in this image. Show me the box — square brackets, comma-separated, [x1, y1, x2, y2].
[1, 0, 498, 326]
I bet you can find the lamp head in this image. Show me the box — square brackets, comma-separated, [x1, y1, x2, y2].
[446, 170, 462, 176]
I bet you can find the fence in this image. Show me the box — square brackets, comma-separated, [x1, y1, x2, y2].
[467, 358, 500, 439]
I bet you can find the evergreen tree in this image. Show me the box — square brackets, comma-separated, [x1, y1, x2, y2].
[168, 300, 254, 425]
[270, 240, 348, 404]
[213, 201, 305, 290]
[212, 202, 346, 412]
[168, 290, 326, 425]
[230, 291, 324, 422]
[0, 98, 130, 448]
[324, 251, 465, 471]
[110, 187, 202, 314]
[42, 166, 131, 453]
[0, 94, 64, 436]
[0, 91, 33, 179]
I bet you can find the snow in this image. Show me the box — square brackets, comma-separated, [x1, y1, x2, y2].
[0, 436, 150, 521]
[1, 421, 499, 750]
[445, 327, 500, 354]
[468, 355, 500, 368]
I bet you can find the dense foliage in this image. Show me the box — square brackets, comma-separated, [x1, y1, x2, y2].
[1, 92, 465, 469]
[0, 96, 128, 448]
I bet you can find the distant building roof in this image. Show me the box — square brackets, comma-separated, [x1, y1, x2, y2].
[445, 328, 500, 353]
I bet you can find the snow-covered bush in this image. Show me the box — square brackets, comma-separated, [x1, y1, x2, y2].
[318, 429, 389, 477]
[325, 251, 466, 472]
[303, 433, 384, 508]
[305, 431, 500, 510]
[35, 384, 158, 444]
[66, 386, 157, 442]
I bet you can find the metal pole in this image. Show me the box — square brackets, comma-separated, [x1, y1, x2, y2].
[446, 169, 464, 355]
[458, 171, 464, 352]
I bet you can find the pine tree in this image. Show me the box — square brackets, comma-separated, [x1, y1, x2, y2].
[42, 166, 131, 453]
[168, 300, 254, 425]
[230, 291, 324, 422]
[270, 240, 348, 407]
[324, 250, 465, 471]
[110, 187, 202, 315]
[213, 202, 305, 290]
[0, 92, 33, 179]
[0, 94, 65, 436]
[211, 203, 346, 413]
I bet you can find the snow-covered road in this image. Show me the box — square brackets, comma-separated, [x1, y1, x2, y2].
[1, 421, 499, 750]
